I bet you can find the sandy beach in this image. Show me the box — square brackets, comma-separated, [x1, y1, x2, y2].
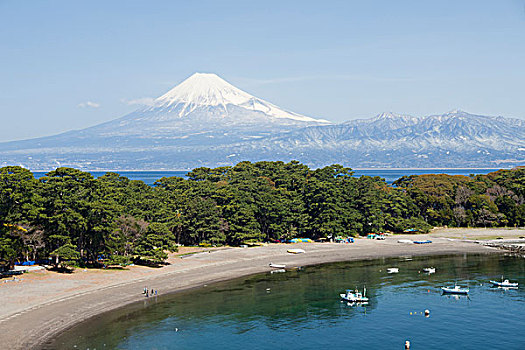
[1, 228, 523, 349]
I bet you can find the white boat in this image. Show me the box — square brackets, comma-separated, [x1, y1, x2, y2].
[490, 278, 518, 288]
[387, 267, 399, 274]
[269, 263, 286, 269]
[340, 287, 369, 303]
[287, 248, 305, 254]
[423, 267, 436, 274]
[441, 283, 469, 294]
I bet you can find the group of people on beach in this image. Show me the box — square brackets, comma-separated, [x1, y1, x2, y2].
[143, 287, 158, 297]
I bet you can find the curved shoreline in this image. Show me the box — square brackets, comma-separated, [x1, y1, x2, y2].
[0, 233, 511, 349]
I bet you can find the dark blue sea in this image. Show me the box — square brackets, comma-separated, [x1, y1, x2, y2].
[32, 169, 499, 186]
[45, 254, 525, 349]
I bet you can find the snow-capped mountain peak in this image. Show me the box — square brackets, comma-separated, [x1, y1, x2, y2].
[152, 72, 330, 123]
[155, 73, 251, 107]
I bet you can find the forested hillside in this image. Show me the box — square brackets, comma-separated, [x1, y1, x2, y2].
[1, 162, 523, 270]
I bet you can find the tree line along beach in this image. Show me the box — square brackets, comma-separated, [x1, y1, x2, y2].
[0, 162, 524, 348]
[1, 162, 523, 271]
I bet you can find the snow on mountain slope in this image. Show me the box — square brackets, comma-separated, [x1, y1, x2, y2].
[77, 73, 330, 139]
[148, 73, 330, 123]
[271, 110, 525, 150]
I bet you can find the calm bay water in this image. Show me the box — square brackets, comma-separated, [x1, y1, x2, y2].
[32, 169, 500, 185]
[46, 254, 525, 350]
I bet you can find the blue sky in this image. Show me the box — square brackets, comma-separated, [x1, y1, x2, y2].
[1, 0, 524, 142]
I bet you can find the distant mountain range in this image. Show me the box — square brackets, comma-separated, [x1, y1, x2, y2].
[1, 73, 523, 170]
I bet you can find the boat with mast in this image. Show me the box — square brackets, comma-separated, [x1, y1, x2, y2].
[340, 287, 369, 303]
[490, 277, 518, 288]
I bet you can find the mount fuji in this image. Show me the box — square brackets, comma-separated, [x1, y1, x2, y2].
[83, 73, 330, 142]
[0, 73, 523, 169]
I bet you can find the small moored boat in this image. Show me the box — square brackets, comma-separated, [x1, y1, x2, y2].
[340, 287, 369, 303]
[387, 267, 399, 274]
[441, 283, 469, 295]
[423, 267, 436, 274]
[490, 278, 518, 288]
[287, 248, 305, 254]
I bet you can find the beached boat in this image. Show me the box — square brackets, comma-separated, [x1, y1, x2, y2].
[423, 267, 436, 274]
[289, 238, 314, 243]
[441, 283, 469, 294]
[414, 240, 432, 244]
[490, 278, 518, 288]
[287, 248, 305, 254]
[340, 287, 369, 303]
[269, 263, 286, 269]
[387, 267, 399, 274]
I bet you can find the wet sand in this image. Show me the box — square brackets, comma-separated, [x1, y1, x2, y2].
[1, 228, 522, 349]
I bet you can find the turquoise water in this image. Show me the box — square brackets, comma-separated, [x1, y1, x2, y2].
[45, 254, 525, 349]
[32, 169, 499, 185]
